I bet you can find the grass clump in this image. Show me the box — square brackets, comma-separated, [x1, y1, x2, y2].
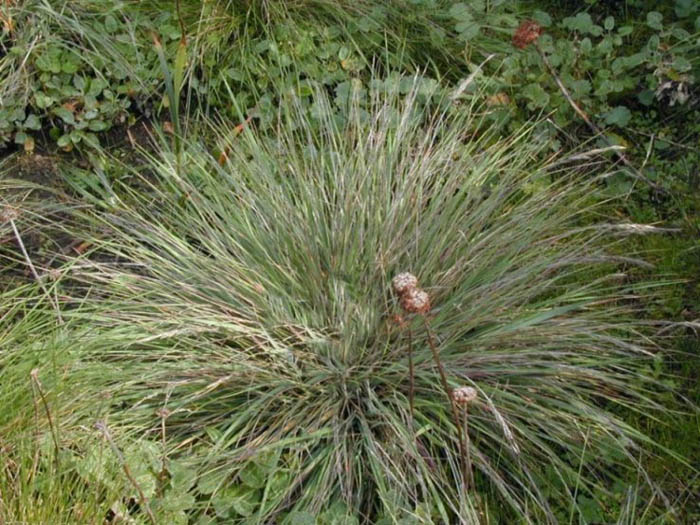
[12, 85, 670, 523]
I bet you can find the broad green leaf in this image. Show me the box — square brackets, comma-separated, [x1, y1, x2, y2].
[35, 50, 61, 73]
[34, 92, 54, 109]
[80, 131, 101, 149]
[604, 106, 632, 127]
[232, 486, 261, 517]
[105, 14, 118, 33]
[522, 83, 550, 108]
[197, 469, 228, 495]
[61, 58, 80, 74]
[646, 11, 663, 30]
[24, 114, 41, 130]
[532, 10, 551, 27]
[53, 107, 76, 125]
[563, 13, 597, 35]
[87, 77, 107, 96]
[448, 3, 471, 20]
[89, 120, 109, 132]
[76, 447, 117, 487]
[567, 78, 591, 98]
[57, 134, 72, 148]
[158, 491, 195, 513]
[213, 485, 260, 517]
[10, 107, 25, 122]
[322, 501, 358, 524]
[157, 510, 188, 525]
[647, 36, 660, 55]
[73, 75, 86, 91]
[254, 449, 281, 474]
[638, 89, 655, 106]
[617, 25, 633, 37]
[672, 56, 692, 72]
[266, 471, 291, 501]
[170, 461, 197, 492]
[580, 37, 592, 53]
[239, 461, 267, 489]
[456, 21, 480, 41]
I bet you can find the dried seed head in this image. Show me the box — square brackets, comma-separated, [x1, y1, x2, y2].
[392, 272, 418, 295]
[452, 386, 478, 406]
[1, 206, 20, 223]
[512, 20, 542, 49]
[400, 287, 431, 314]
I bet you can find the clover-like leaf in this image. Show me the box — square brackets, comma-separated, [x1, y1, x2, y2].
[604, 106, 632, 127]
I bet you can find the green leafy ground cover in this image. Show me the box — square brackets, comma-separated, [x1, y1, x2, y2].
[1, 0, 698, 523]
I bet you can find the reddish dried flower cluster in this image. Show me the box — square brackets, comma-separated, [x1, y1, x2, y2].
[512, 20, 542, 49]
[452, 386, 478, 406]
[392, 272, 431, 314]
[392, 272, 418, 295]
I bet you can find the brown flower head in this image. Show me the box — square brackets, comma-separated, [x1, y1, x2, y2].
[400, 287, 431, 314]
[392, 272, 418, 295]
[452, 386, 478, 406]
[512, 20, 542, 49]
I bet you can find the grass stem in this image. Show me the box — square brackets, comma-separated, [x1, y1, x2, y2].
[10, 218, 63, 324]
[408, 326, 415, 432]
[30, 368, 60, 472]
[94, 420, 157, 525]
[423, 317, 468, 489]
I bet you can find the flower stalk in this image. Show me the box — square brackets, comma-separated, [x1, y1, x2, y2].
[393, 272, 470, 488]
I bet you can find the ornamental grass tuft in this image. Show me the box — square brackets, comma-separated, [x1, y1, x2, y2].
[3, 84, 675, 523]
